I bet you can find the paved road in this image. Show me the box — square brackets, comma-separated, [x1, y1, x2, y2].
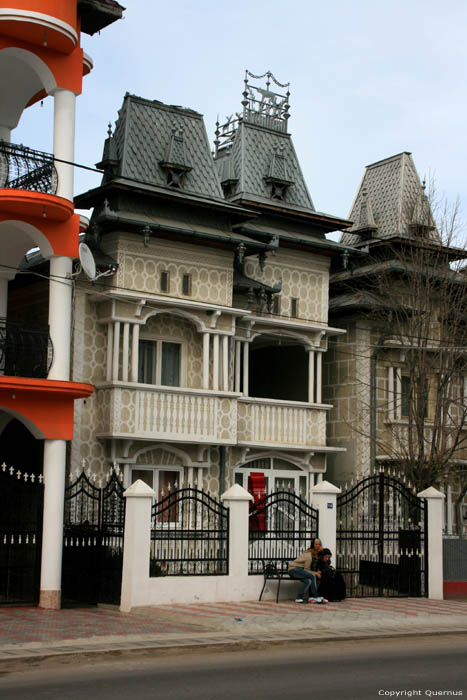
[1, 634, 466, 700]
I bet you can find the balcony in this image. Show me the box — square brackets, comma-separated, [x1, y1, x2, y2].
[95, 384, 238, 444]
[0, 142, 58, 195]
[237, 397, 327, 449]
[0, 318, 53, 379]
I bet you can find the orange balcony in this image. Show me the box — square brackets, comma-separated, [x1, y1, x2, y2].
[0, 1, 79, 54]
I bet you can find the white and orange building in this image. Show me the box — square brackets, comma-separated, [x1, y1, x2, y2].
[0, 0, 123, 608]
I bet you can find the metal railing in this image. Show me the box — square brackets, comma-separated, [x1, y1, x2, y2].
[151, 488, 229, 576]
[0, 141, 58, 194]
[248, 490, 319, 574]
[0, 318, 53, 379]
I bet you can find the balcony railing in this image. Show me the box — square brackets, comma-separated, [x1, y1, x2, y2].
[0, 142, 58, 194]
[237, 397, 326, 448]
[0, 318, 53, 379]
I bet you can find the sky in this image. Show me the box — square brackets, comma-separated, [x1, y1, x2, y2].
[13, 0, 467, 239]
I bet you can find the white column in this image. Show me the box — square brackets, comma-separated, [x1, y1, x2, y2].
[388, 366, 395, 420]
[221, 484, 253, 577]
[120, 480, 155, 612]
[309, 472, 316, 503]
[48, 256, 73, 380]
[202, 332, 210, 390]
[197, 467, 203, 489]
[53, 89, 76, 201]
[106, 323, 113, 382]
[243, 341, 249, 397]
[446, 483, 453, 535]
[316, 351, 322, 403]
[235, 340, 241, 393]
[418, 486, 445, 600]
[222, 335, 229, 392]
[308, 350, 315, 403]
[310, 480, 341, 557]
[112, 321, 120, 382]
[122, 322, 130, 382]
[212, 333, 219, 392]
[395, 367, 402, 419]
[39, 440, 67, 609]
[130, 323, 140, 382]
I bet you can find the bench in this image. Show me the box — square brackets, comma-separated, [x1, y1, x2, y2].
[258, 560, 294, 603]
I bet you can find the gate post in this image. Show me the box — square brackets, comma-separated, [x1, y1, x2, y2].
[120, 479, 155, 612]
[311, 480, 341, 556]
[221, 484, 252, 577]
[418, 486, 445, 600]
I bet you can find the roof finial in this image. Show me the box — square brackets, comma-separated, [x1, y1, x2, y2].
[107, 122, 112, 138]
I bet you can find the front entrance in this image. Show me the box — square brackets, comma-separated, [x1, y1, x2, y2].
[234, 458, 308, 500]
[336, 471, 427, 597]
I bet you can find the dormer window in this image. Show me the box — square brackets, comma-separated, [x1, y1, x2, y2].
[159, 123, 192, 190]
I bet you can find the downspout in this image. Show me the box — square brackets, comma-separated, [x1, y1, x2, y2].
[219, 446, 226, 494]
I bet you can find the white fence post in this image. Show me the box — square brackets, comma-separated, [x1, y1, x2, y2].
[221, 484, 253, 577]
[120, 479, 155, 612]
[418, 486, 445, 600]
[310, 480, 341, 557]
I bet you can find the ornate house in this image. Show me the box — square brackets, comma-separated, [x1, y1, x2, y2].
[72, 71, 354, 502]
[323, 152, 467, 535]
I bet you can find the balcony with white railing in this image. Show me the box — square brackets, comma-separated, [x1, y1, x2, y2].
[237, 397, 328, 449]
[95, 384, 238, 444]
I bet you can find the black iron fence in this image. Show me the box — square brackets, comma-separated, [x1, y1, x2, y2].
[62, 468, 125, 605]
[150, 488, 229, 576]
[336, 471, 427, 597]
[0, 141, 58, 194]
[248, 491, 319, 574]
[0, 464, 44, 604]
[0, 318, 53, 379]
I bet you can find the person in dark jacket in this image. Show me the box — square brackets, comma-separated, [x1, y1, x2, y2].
[315, 548, 346, 601]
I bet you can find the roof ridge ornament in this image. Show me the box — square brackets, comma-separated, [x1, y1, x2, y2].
[242, 69, 291, 132]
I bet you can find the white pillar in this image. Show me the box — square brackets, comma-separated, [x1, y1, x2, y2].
[39, 439, 67, 609]
[221, 484, 253, 577]
[388, 366, 395, 420]
[130, 323, 140, 382]
[310, 480, 341, 557]
[418, 486, 445, 600]
[122, 322, 130, 382]
[243, 341, 249, 396]
[446, 483, 453, 535]
[106, 322, 113, 382]
[197, 467, 203, 489]
[395, 367, 402, 419]
[202, 332, 210, 390]
[308, 350, 315, 403]
[316, 351, 322, 404]
[120, 480, 155, 612]
[234, 340, 241, 393]
[222, 335, 229, 392]
[112, 321, 120, 382]
[212, 333, 219, 392]
[48, 256, 73, 380]
[53, 89, 76, 201]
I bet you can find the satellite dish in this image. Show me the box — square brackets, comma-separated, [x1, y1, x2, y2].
[79, 242, 97, 280]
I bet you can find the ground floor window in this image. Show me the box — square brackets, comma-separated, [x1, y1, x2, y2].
[234, 457, 307, 500]
[130, 466, 183, 523]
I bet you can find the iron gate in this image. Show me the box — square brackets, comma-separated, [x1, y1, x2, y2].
[62, 469, 125, 605]
[0, 464, 44, 604]
[248, 491, 319, 574]
[336, 471, 427, 597]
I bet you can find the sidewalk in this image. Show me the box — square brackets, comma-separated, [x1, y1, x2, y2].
[1, 598, 467, 668]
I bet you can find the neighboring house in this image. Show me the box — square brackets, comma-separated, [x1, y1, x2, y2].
[0, 0, 124, 608]
[72, 71, 354, 502]
[323, 152, 467, 535]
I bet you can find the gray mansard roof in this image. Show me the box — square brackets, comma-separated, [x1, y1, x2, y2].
[111, 93, 224, 200]
[341, 152, 437, 246]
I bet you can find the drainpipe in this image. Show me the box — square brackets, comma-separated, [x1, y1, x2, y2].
[219, 446, 226, 494]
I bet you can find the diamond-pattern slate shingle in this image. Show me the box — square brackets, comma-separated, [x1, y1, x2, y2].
[341, 152, 430, 245]
[111, 94, 223, 199]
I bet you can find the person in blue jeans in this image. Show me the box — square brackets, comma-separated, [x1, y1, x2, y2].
[288, 546, 328, 604]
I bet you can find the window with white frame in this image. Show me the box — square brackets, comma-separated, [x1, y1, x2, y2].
[138, 339, 182, 386]
[130, 466, 183, 523]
